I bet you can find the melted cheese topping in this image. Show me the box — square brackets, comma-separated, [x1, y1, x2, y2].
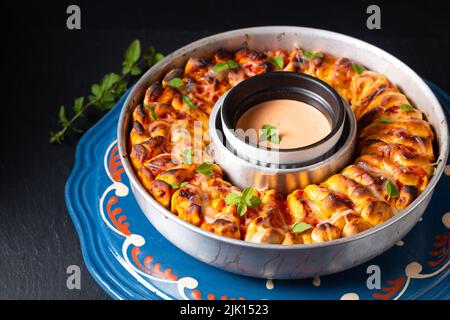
[129, 47, 436, 245]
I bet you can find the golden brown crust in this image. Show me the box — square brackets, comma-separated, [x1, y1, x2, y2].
[128, 47, 436, 244]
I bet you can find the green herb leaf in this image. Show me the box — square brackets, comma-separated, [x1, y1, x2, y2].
[182, 95, 197, 109]
[167, 77, 184, 88]
[196, 161, 214, 176]
[169, 181, 188, 189]
[237, 203, 248, 216]
[130, 65, 142, 76]
[91, 84, 102, 97]
[303, 51, 324, 59]
[73, 97, 84, 114]
[225, 187, 261, 216]
[124, 40, 141, 64]
[103, 73, 120, 90]
[352, 63, 364, 75]
[386, 181, 399, 200]
[376, 117, 394, 124]
[242, 187, 261, 208]
[248, 195, 262, 208]
[143, 47, 165, 68]
[259, 132, 268, 142]
[146, 104, 158, 120]
[400, 104, 414, 111]
[270, 55, 284, 70]
[58, 106, 69, 127]
[49, 131, 64, 144]
[102, 91, 115, 102]
[225, 193, 241, 206]
[51, 41, 163, 144]
[270, 134, 280, 144]
[155, 53, 164, 62]
[212, 60, 239, 73]
[113, 79, 129, 98]
[183, 147, 194, 165]
[259, 124, 281, 144]
[292, 222, 312, 234]
[242, 187, 254, 203]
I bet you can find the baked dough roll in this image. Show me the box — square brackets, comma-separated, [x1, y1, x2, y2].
[359, 119, 434, 141]
[130, 136, 168, 170]
[311, 223, 342, 243]
[355, 155, 428, 192]
[359, 140, 434, 176]
[302, 184, 355, 221]
[150, 164, 197, 208]
[323, 57, 356, 100]
[244, 190, 287, 244]
[171, 184, 203, 226]
[322, 174, 393, 226]
[350, 71, 396, 120]
[137, 154, 175, 191]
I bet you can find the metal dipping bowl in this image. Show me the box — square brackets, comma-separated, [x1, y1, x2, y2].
[208, 87, 356, 194]
[118, 26, 449, 279]
[220, 72, 347, 167]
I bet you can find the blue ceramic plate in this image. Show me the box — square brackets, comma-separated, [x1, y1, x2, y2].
[65, 81, 450, 300]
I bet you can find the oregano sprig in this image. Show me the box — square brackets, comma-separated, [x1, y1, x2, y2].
[225, 187, 262, 216]
[50, 39, 164, 144]
[259, 124, 281, 144]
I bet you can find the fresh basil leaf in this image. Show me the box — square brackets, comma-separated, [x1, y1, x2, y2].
[292, 222, 312, 234]
[155, 53, 164, 63]
[169, 181, 188, 189]
[271, 55, 284, 70]
[102, 91, 115, 102]
[101, 73, 121, 91]
[167, 77, 184, 88]
[259, 132, 268, 142]
[270, 134, 280, 144]
[146, 104, 158, 120]
[91, 84, 102, 97]
[400, 104, 414, 111]
[49, 131, 63, 144]
[212, 60, 239, 73]
[386, 181, 399, 200]
[376, 117, 394, 124]
[242, 187, 253, 203]
[124, 39, 141, 65]
[144, 46, 164, 68]
[73, 97, 84, 114]
[122, 63, 131, 75]
[303, 51, 324, 59]
[58, 105, 69, 127]
[225, 193, 241, 206]
[260, 124, 280, 144]
[237, 202, 248, 216]
[182, 95, 197, 109]
[113, 79, 128, 98]
[248, 195, 262, 208]
[262, 124, 276, 131]
[130, 65, 142, 76]
[352, 63, 364, 75]
[196, 161, 214, 176]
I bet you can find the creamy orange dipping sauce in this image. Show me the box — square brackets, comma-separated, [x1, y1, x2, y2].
[236, 99, 331, 149]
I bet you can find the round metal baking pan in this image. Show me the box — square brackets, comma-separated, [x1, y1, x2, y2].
[117, 26, 449, 279]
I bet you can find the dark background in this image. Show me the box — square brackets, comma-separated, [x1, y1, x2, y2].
[0, 0, 449, 299]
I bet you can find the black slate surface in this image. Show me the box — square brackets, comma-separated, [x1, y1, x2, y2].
[1, 0, 449, 299]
